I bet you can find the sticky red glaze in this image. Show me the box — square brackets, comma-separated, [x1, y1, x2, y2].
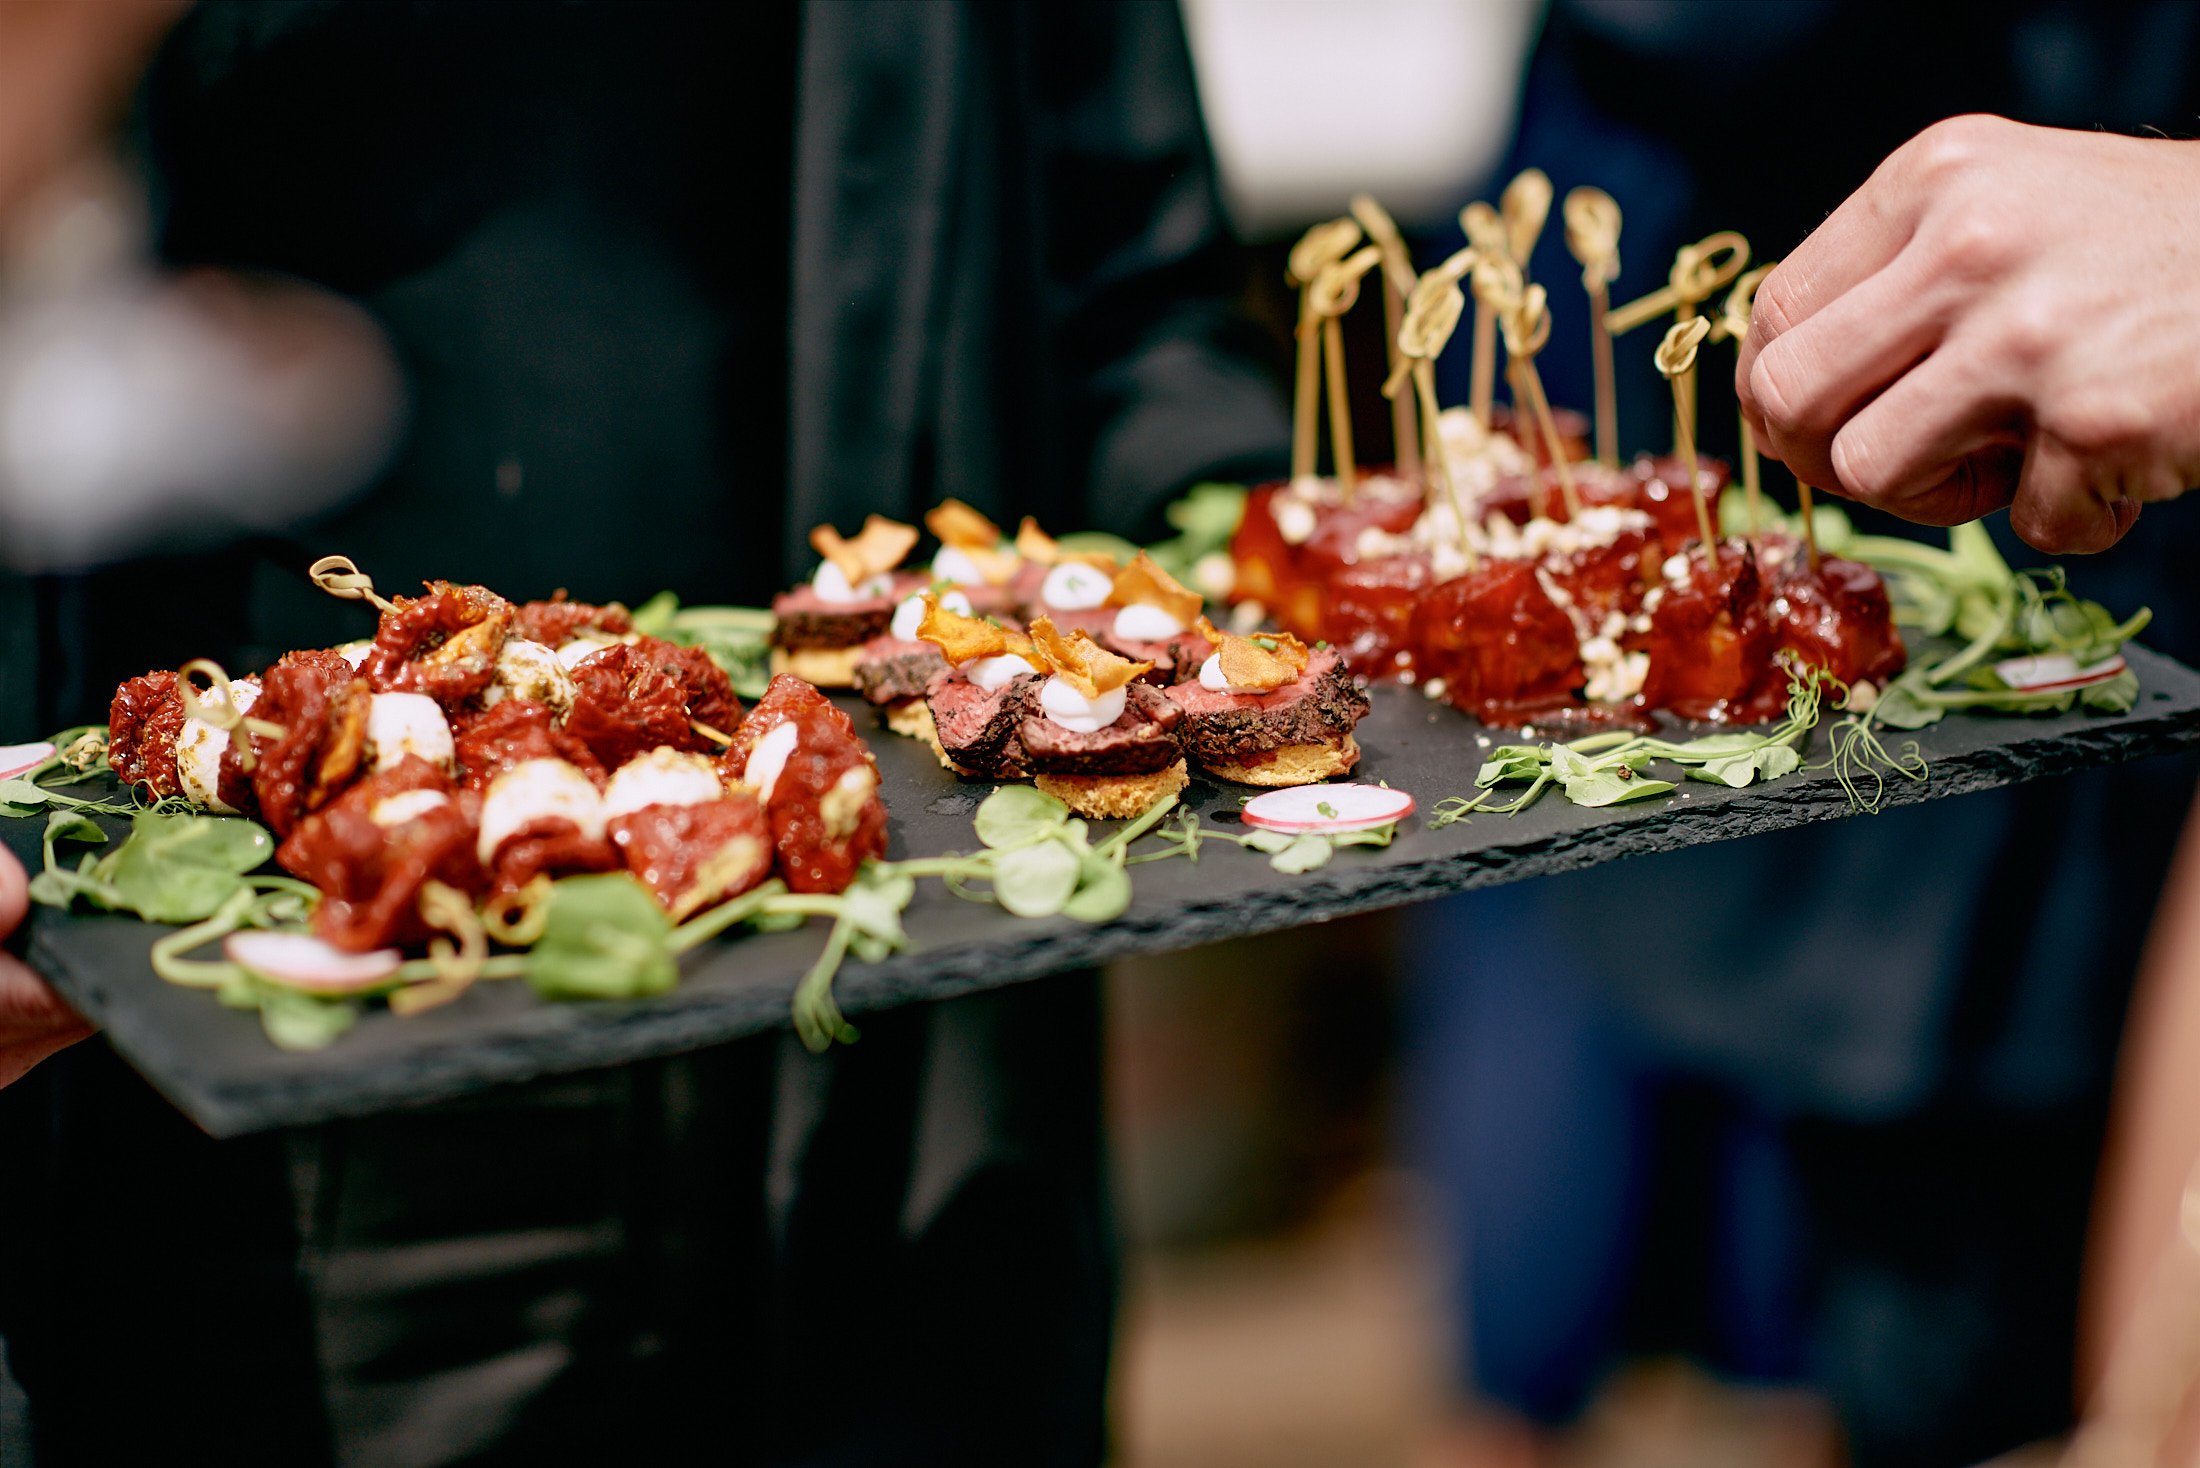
[1542, 521, 1655, 624]
[452, 698, 604, 793]
[277, 755, 482, 952]
[1326, 554, 1433, 680]
[108, 671, 186, 799]
[1628, 455, 1732, 551]
[1639, 542, 1775, 722]
[362, 582, 513, 706]
[609, 794, 773, 913]
[1761, 546, 1908, 691]
[1479, 460, 1641, 527]
[1411, 561, 1585, 723]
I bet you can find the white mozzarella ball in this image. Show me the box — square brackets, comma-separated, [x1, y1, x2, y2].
[176, 677, 259, 811]
[742, 721, 801, 805]
[478, 759, 604, 862]
[603, 747, 724, 820]
[366, 693, 455, 773]
[484, 638, 576, 713]
[369, 789, 452, 829]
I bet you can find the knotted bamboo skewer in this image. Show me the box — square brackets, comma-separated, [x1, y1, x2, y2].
[1351, 194, 1424, 482]
[1563, 187, 1623, 468]
[1285, 218, 1364, 483]
[1654, 317, 1718, 554]
[1711, 264, 1776, 535]
[1498, 285, 1582, 522]
[1309, 245, 1383, 500]
[1458, 202, 1507, 430]
[1608, 230, 1750, 452]
[1385, 248, 1479, 569]
[309, 554, 398, 614]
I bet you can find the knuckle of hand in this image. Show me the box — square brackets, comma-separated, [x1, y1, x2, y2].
[2042, 391, 2149, 458]
[1904, 114, 2003, 181]
[1930, 209, 2017, 281]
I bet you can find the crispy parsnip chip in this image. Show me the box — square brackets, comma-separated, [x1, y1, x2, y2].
[810, 515, 919, 582]
[1029, 615, 1151, 698]
[1194, 616, 1309, 693]
[1015, 517, 1060, 564]
[925, 499, 1002, 550]
[1106, 550, 1203, 622]
[915, 595, 1039, 669]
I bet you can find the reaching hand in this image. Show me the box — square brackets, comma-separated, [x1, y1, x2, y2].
[1737, 114, 2200, 554]
[0, 845, 91, 1090]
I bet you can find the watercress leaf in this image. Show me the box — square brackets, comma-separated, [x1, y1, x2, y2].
[974, 785, 1071, 850]
[1476, 746, 1548, 786]
[1239, 829, 1296, 854]
[992, 838, 1082, 917]
[2082, 667, 2141, 715]
[27, 868, 95, 909]
[93, 813, 272, 923]
[1546, 745, 1596, 781]
[627, 589, 681, 635]
[253, 983, 361, 1051]
[1330, 822, 1398, 849]
[840, 867, 914, 950]
[1561, 771, 1675, 807]
[1656, 733, 1765, 760]
[1689, 745, 1801, 788]
[44, 810, 106, 847]
[1868, 674, 1945, 731]
[1268, 835, 1333, 874]
[0, 778, 52, 812]
[527, 874, 679, 1001]
[1062, 854, 1132, 923]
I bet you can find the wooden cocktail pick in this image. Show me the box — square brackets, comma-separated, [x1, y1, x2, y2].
[1499, 284, 1582, 522]
[1286, 217, 1363, 483]
[1351, 194, 1423, 482]
[1458, 201, 1507, 430]
[1563, 187, 1623, 468]
[1795, 481, 1822, 571]
[1710, 264, 1775, 534]
[1608, 230, 1750, 452]
[1500, 168, 1554, 273]
[1385, 248, 1479, 567]
[1308, 245, 1383, 500]
[1654, 317, 1717, 554]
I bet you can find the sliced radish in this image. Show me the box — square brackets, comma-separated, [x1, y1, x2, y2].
[1241, 783, 1415, 835]
[225, 931, 404, 993]
[0, 742, 55, 779]
[1994, 653, 2127, 693]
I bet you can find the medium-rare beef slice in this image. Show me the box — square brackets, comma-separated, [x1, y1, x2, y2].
[1020, 684, 1184, 775]
[769, 585, 895, 650]
[1103, 628, 1214, 684]
[1165, 650, 1368, 764]
[853, 637, 948, 705]
[928, 671, 1041, 777]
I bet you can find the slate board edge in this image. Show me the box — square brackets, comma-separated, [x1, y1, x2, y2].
[42, 682, 2199, 1139]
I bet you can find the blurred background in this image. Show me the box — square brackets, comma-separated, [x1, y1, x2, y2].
[6, 3, 2200, 1466]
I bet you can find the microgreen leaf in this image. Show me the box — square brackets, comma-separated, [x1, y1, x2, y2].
[2082, 668, 2140, 714]
[1688, 745, 1802, 788]
[1267, 834, 1334, 874]
[526, 874, 678, 1001]
[974, 785, 1072, 850]
[1558, 771, 1675, 807]
[992, 837, 1083, 917]
[1062, 852, 1132, 923]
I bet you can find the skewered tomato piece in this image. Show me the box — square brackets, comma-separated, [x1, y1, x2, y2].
[476, 756, 617, 894]
[630, 635, 742, 740]
[724, 675, 887, 893]
[1639, 542, 1776, 722]
[1229, 482, 1304, 623]
[512, 593, 632, 648]
[1410, 560, 1585, 723]
[108, 671, 186, 799]
[277, 755, 482, 952]
[610, 795, 773, 918]
[362, 582, 514, 706]
[452, 697, 604, 793]
[563, 642, 699, 769]
[1761, 544, 1908, 691]
[1326, 554, 1433, 680]
[248, 649, 373, 836]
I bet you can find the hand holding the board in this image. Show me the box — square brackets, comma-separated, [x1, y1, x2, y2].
[0, 845, 91, 1089]
[1737, 115, 2200, 554]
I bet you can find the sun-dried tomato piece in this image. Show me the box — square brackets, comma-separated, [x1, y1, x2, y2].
[109, 671, 187, 799]
[451, 698, 604, 793]
[609, 795, 773, 916]
[562, 643, 696, 769]
[362, 582, 513, 707]
[630, 636, 742, 740]
[277, 755, 482, 951]
[487, 819, 619, 895]
[512, 593, 633, 649]
[247, 649, 372, 837]
[718, 673, 861, 783]
[722, 678, 886, 893]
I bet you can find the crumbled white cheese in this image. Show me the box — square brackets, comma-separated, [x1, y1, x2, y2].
[1274, 497, 1317, 545]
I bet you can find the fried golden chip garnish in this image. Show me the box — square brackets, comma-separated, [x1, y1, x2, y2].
[810, 515, 919, 582]
[1106, 550, 1203, 622]
[1028, 615, 1151, 698]
[925, 499, 1002, 550]
[1015, 517, 1060, 564]
[1216, 626, 1309, 693]
[955, 544, 1023, 585]
[914, 595, 1040, 669]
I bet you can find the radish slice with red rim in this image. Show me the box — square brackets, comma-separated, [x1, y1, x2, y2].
[1241, 783, 1414, 834]
[1993, 653, 2127, 693]
[224, 932, 404, 993]
[0, 742, 55, 780]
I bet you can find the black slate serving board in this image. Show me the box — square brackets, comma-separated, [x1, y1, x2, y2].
[12, 644, 2200, 1137]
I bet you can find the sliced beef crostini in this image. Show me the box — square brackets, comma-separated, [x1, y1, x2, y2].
[1166, 621, 1369, 787]
[853, 587, 973, 742]
[914, 595, 1047, 777]
[1098, 551, 1212, 683]
[923, 499, 1022, 618]
[768, 515, 923, 688]
[1020, 616, 1187, 820]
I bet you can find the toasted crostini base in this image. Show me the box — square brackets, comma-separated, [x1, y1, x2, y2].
[770, 644, 863, 689]
[1199, 734, 1360, 787]
[1035, 760, 1190, 820]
